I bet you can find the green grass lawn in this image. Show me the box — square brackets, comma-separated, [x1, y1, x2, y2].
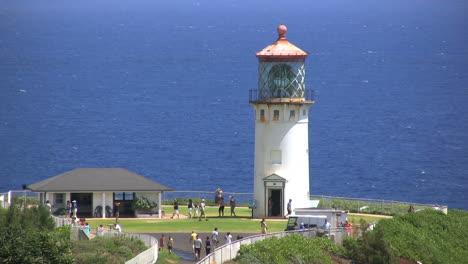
[86, 207, 390, 234]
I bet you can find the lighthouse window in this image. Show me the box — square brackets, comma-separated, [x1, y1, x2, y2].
[271, 150, 282, 164]
[273, 110, 280, 121]
[260, 109, 265, 121]
[289, 110, 295, 120]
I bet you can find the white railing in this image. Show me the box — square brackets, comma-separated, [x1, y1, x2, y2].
[197, 228, 346, 264]
[125, 233, 158, 264]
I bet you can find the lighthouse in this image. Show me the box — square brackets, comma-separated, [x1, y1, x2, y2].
[250, 25, 314, 218]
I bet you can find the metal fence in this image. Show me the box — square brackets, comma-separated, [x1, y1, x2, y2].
[197, 228, 347, 264]
[311, 194, 448, 215]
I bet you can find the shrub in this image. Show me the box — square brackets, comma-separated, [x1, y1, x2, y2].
[236, 234, 344, 264]
[132, 196, 157, 212]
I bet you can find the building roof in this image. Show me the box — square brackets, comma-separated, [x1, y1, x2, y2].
[256, 25, 308, 62]
[26, 168, 173, 192]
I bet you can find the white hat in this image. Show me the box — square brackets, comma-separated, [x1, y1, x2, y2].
[72, 200, 76, 202]
[202, 199, 205, 201]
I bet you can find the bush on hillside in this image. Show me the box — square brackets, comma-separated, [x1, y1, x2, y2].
[0, 224, 74, 264]
[236, 234, 346, 264]
[72, 236, 148, 264]
[344, 209, 468, 264]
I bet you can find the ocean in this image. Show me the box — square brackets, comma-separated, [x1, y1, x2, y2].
[1, 0, 467, 209]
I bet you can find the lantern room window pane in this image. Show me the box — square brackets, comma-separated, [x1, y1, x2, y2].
[289, 110, 295, 120]
[260, 109, 265, 121]
[273, 110, 280, 121]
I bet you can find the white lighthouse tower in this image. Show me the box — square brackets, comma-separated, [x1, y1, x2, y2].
[250, 25, 314, 218]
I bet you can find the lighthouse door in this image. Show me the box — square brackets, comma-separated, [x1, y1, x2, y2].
[267, 188, 283, 217]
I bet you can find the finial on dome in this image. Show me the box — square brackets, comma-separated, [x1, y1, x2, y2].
[277, 24, 287, 40]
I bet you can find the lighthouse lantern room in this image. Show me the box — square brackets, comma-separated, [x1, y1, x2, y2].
[250, 25, 314, 218]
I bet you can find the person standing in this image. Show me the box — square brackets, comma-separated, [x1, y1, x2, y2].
[84, 222, 90, 234]
[218, 197, 225, 217]
[167, 236, 174, 254]
[98, 224, 105, 236]
[205, 236, 212, 256]
[45, 200, 52, 213]
[261, 218, 268, 234]
[211, 227, 219, 248]
[268, 197, 273, 216]
[199, 199, 207, 221]
[72, 200, 78, 218]
[229, 196, 236, 216]
[159, 235, 165, 251]
[225, 232, 232, 244]
[66, 200, 72, 218]
[286, 199, 292, 217]
[322, 219, 331, 231]
[188, 199, 194, 219]
[194, 235, 203, 260]
[114, 202, 120, 222]
[171, 199, 179, 219]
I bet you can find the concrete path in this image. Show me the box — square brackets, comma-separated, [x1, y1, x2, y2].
[147, 232, 256, 264]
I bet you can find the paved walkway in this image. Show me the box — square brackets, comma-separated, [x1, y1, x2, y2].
[147, 232, 256, 264]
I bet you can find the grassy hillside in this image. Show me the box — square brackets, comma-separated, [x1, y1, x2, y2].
[344, 209, 468, 264]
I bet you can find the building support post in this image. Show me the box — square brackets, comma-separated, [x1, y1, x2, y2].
[102, 192, 106, 219]
[158, 192, 162, 219]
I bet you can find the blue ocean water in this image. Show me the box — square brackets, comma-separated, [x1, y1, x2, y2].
[1, 0, 467, 209]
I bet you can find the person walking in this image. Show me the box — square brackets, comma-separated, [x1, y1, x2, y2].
[285, 199, 292, 217]
[230, 196, 236, 216]
[199, 199, 207, 221]
[159, 234, 165, 251]
[205, 236, 212, 256]
[211, 227, 219, 248]
[171, 199, 179, 219]
[190, 231, 197, 252]
[194, 235, 203, 260]
[261, 218, 268, 234]
[167, 236, 174, 254]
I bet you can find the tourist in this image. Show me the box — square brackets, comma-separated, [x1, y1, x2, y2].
[114, 202, 120, 222]
[72, 200, 78, 218]
[268, 197, 273, 216]
[225, 232, 232, 244]
[194, 204, 199, 217]
[45, 200, 52, 213]
[188, 199, 194, 219]
[171, 198, 179, 219]
[194, 235, 203, 260]
[114, 223, 122, 233]
[159, 234, 165, 251]
[218, 197, 225, 217]
[322, 219, 331, 230]
[299, 222, 305, 230]
[190, 231, 197, 252]
[199, 199, 207, 221]
[211, 227, 219, 248]
[84, 222, 90, 234]
[98, 224, 105, 236]
[261, 218, 268, 234]
[205, 236, 212, 255]
[215, 188, 223, 203]
[286, 199, 292, 217]
[167, 236, 174, 254]
[66, 200, 72, 218]
[230, 196, 236, 216]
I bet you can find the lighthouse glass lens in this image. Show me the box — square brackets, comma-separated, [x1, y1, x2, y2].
[268, 64, 296, 98]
